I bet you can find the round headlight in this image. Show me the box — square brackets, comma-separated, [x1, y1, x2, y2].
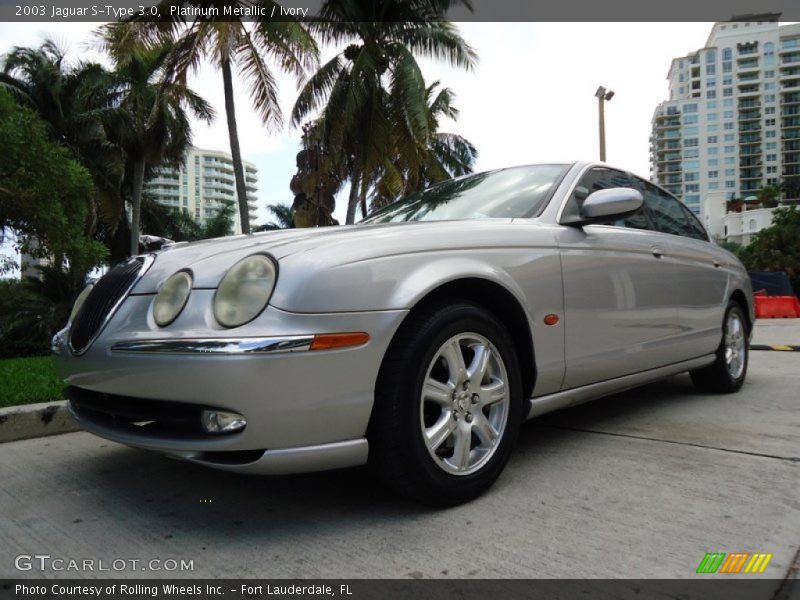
[69, 283, 94, 323]
[213, 255, 276, 328]
[153, 271, 193, 327]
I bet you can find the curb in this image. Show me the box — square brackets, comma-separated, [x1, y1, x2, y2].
[751, 344, 800, 352]
[0, 400, 81, 443]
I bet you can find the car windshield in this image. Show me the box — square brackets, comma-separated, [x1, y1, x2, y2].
[362, 164, 569, 223]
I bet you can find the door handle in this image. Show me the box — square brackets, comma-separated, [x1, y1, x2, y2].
[651, 246, 664, 258]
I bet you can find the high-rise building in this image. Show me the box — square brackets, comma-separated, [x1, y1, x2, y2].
[145, 147, 258, 235]
[650, 15, 800, 240]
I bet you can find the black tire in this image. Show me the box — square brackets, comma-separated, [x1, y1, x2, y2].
[368, 301, 524, 506]
[690, 301, 749, 393]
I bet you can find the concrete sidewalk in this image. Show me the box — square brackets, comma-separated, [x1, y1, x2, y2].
[0, 322, 798, 583]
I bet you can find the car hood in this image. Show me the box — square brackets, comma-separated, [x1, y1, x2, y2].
[133, 219, 534, 293]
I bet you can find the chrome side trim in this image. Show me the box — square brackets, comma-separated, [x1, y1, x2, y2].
[110, 336, 313, 355]
[526, 354, 716, 419]
[184, 439, 369, 475]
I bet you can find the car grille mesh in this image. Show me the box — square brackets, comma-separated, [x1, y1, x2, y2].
[69, 257, 146, 353]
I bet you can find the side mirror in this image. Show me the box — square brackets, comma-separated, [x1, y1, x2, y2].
[580, 187, 643, 222]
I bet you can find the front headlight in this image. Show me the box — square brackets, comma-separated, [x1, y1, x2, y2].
[153, 271, 193, 327]
[69, 283, 94, 323]
[213, 254, 277, 328]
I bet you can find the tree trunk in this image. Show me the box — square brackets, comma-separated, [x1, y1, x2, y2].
[221, 56, 251, 235]
[345, 172, 360, 225]
[129, 157, 146, 256]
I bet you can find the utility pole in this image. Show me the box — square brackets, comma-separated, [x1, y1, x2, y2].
[595, 86, 614, 162]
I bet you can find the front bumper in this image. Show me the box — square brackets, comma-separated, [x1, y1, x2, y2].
[53, 290, 408, 473]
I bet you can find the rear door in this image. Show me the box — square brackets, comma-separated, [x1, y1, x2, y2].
[556, 167, 685, 388]
[637, 180, 728, 358]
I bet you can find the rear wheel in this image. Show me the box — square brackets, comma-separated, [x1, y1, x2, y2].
[369, 302, 524, 506]
[690, 301, 748, 393]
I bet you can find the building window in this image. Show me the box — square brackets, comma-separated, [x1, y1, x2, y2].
[765, 118, 776, 126]
[766, 154, 777, 161]
[764, 70, 775, 78]
[723, 61, 732, 73]
[707, 100, 717, 109]
[749, 219, 757, 230]
[709, 147, 719, 155]
[723, 98, 734, 107]
[709, 158, 718, 167]
[709, 182, 719, 190]
[684, 150, 699, 160]
[766, 142, 777, 150]
[766, 130, 776, 138]
[765, 41, 775, 55]
[765, 106, 776, 115]
[725, 168, 736, 176]
[764, 82, 776, 91]
[684, 160, 699, 169]
[685, 172, 699, 181]
[706, 90, 716, 99]
[724, 134, 735, 142]
[725, 157, 735, 165]
[708, 170, 718, 178]
[684, 126, 699, 135]
[723, 48, 732, 60]
[708, 112, 717, 121]
[724, 146, 735, 153]
[684, 103, 698, 113]
[683, 114, 698, 124]
[707, 135, 718, 143]
[686, 184, 700, 192]
[724, 122, 734, 130]
[726, 181, 736, 189]
[764, 94, 776, 103]
[767, 165, 777, 174]
[723, 87, 733, 97]
[684, 138, 699, 147]
[707, 64, 716, 75]
[724, 110, 734, 118]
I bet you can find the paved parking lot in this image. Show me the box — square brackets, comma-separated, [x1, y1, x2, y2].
[1, 321, 798, 582]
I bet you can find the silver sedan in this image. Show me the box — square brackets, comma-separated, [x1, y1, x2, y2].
[53, 162, 753, 505]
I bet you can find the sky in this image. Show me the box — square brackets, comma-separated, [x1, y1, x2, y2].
[0, 21, 717, 263]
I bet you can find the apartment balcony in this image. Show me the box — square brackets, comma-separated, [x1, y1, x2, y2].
[740, 167, 763, 179]
[782, 79, 800, 91]
[658, 153, 682, 163]
[737, 85, 760, 96]
[738, 109, 761, 121]
[784, 139, 800, 151]
[739, 123, 762, 133]
[782, 92, 800, 105]
[737, 42, 759, 56]
[784, 130, 800, 139]
[780, 52, 800, 65]
[784, 116, 800, 128]
[739, 157, 762, 167]
[784, 166, 800, 176]
[782, 106, 800, 117]
[737, 72, 761, 82]
[783, 152, 800, 165]
[739, 133, 762, 144]
[740, 145, 762, 156]
[656, 119, 681, 129]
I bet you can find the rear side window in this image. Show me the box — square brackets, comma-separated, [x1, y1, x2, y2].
[640, 181, 708, 240]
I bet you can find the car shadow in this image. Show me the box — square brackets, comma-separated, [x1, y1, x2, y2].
[63, 373, 711, 539]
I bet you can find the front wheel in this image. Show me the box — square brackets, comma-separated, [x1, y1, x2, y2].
[690, 301, 749, 393]
[368, 302, 524, 506]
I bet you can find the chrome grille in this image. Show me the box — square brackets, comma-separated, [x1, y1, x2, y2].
[69, 257, 148, 354]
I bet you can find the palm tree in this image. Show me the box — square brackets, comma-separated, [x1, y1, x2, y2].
[102, 40, 214, 254]
[291, 0, 476, 224]
[0, 40, 125, 236]
[102, 4, 319, 234]
[256, 202, 295, 230]
[371, 80, 477, 209]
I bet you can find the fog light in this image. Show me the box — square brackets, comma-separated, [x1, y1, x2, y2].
[201, 410, 246, 434]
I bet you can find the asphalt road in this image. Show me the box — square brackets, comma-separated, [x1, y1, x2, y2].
[2, 322, 798, 583]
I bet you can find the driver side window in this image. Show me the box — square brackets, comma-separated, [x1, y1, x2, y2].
[562, 168, 651, 230]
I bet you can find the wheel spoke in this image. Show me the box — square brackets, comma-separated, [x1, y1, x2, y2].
[472, 413, 498, 447]
[451, 426, 472, 470]
[423, 378, 453, 406]
[467, 344, 491, 383]
[479, 380, 506, 407]
[425, 415, 456, 451]
[442, 339, 467, 383]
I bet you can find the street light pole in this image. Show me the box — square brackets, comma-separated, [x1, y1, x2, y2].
[595, 86, 614, 162]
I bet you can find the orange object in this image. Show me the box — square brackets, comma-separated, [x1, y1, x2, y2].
[543, 314, 560, 326]
[754, 296, 800, 319]
[309, 332, 370, 351]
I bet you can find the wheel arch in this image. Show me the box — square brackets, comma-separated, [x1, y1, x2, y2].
[387, 277, 537, 401]
[729, 288, 753, 334]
